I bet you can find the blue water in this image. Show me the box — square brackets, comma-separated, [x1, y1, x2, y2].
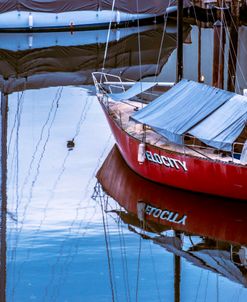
[1, 23, 247, 301]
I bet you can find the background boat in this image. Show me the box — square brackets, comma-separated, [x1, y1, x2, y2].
[0, 0, 187, 30]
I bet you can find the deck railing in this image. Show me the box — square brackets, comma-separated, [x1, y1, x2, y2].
[92, 72, 126, 94]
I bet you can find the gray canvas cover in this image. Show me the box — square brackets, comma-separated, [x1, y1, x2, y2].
[189, 95, 247, 151]
[131, 79, 236, 147]
[0, 0, 190, 14]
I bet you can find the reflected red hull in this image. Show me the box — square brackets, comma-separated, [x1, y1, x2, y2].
[101, 103, 247, 200]
[97, 146, 247, 246]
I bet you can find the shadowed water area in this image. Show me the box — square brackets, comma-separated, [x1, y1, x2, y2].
[0, 21, 247, 301]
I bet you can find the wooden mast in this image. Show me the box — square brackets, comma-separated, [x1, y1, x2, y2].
[176, 0, 184, 82]
[175, 0, 183, 298]
[227, 0, 240, 92]
[212, 19, 225, 89]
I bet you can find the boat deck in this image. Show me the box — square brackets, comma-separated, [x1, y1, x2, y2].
[107, 99, 241, 164]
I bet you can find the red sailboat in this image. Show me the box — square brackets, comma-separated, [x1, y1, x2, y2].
[93, 1, 247, 200]
[93, 73, 247, 200]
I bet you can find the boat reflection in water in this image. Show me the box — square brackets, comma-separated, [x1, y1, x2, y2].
[0, 22, 192, 302]
[94, 145, 247, 298]
[0, 22, 191, 93]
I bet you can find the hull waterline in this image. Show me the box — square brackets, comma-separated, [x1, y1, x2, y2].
[100, 102, 247, 200]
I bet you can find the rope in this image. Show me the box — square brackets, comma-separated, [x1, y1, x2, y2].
[154, 0, 172, 82]
[100, 196, 116, 302]
[135, 235, 142, 302]
[117, 214, 131, 302]
[102, 0, 116, 75]
[136, 0, 142, 84]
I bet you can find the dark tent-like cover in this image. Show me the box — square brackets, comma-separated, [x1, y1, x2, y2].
[0, 23, 188, 92]
[0, 0, 191, 14]
[132, 79, 247, 151]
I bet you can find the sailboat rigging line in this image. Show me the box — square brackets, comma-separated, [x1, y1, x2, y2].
[14, 92, 25, 240]
[55, 189, 112, 300]
[7, 77, 27, 159]
[223, 10, 247, 92]
[135, 234, 142, 302]
[233, 287, 244, 302]
[15, 152, 70, 290]
[209, 6, 229, 90]
[222, 16, 241, 92]
[10, 88, 66, 290]
[18, 93, 94, 299]
[136, 0, 142, 86]
[10, 87, 63, 299]
[216, 274, 219, 302]
[101, 0, 116, 76]
[43, 190, 99, 300]
[7, 91, 24, 302]
[100, 197, 116, 302]
[106, 198, 120, 301]
[44, 132, 113, 299]
[46, 141, 115, 297]
[204, 271, 210, 302]
[42, 97, 104, 300]
[7, 90, 24, 157]
[82, 134, 113, 205]
[148, 241, 162, 302]
[117, 215, 131, 302]
[8, 93, 24, 196]
[154, 0, 171, 82]
[13, 87, 62, 215]
[71, 93, 92, 141]
[194, 269, 203, 302]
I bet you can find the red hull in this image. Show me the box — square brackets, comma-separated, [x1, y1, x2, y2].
[101, 102, 247, 200]
[97, 146, 247, 246]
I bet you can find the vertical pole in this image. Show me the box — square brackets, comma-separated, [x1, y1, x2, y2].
[176, 0, 184, 82]
[197, 24, 202, 82]
[174, 255, 181, 302]
[212, 20, 225, 89]
[218, 19, 225, 89]
[174, 232, 181, 302]
[227, 0, 239, 92]
[212, 21, 220, 87]
[0, 90, 8, 302]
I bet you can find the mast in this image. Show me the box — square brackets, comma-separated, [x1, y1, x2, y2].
[197, 21, 202, 82]
[212, 20, 225, 89]
[227, 0, 240, 92]
[176, 0, 184, 82]
[0, 87, 8, 302]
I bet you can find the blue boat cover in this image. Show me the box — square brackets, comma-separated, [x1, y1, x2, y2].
[131, 79, 246, 151]
[109, 82, 156, 101]
[189, 95, 247, 151]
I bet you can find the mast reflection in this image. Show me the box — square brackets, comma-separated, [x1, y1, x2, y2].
[0, 90, 8, 302]
[94, 145, 247, 293]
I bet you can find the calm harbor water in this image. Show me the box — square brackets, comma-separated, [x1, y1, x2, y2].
[1, 21, 247, 301]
